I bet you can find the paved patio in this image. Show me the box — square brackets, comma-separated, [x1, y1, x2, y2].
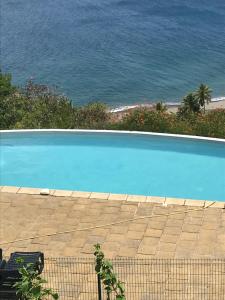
[1, 190, 225, 259]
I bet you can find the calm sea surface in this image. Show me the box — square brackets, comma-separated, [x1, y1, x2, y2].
[1, 0, 225, 107]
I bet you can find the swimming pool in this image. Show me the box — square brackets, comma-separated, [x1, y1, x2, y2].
[0, 130, 225, 201]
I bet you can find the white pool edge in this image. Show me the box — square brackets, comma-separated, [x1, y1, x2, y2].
[0, 129, 225, 144]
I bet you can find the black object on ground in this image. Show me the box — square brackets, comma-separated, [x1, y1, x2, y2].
[0, 249, 44, 300]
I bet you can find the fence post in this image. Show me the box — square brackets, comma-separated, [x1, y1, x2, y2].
[97, 273, 102, 300]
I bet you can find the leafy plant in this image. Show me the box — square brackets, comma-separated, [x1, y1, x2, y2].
[94, 244, 125, 300]
[195, 83, 212, 113]
[154, 101, 167, 112]
[13, 258, 59, 300]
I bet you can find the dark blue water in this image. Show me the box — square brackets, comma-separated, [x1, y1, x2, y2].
[1, 0, 225, 107]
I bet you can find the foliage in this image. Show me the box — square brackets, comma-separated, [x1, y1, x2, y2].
[195, 83, 212, 113]
[178, 93, 201, 116]
[94, 244, 126, 300]
[0, 72, 224, 139]
[0, 76, 108, 129]
[0, 70, 16, 98]
[112, 107, 225, 138]
[13, 258, 58, 300]
[154, 101, 167, 112]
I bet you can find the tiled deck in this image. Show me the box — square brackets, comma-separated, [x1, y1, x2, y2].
[1, 189, 225, 259]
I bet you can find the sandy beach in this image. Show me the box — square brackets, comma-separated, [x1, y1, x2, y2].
[111, 99, 225, 118]
[168, 99, 225, 113]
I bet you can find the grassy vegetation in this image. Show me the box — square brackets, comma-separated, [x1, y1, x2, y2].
[0, 71, 225, 138]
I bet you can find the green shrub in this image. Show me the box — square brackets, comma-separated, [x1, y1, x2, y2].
[0, 72, 225, 139]
[13, 258, 58, 300]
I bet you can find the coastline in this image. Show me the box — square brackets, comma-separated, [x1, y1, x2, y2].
[110, 97, 225, 114]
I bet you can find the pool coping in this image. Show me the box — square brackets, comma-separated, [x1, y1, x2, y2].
[0, 186, 224, 209]
[1, 129, 225, 144]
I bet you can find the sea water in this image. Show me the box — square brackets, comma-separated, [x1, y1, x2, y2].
[1, 0, 225, 107]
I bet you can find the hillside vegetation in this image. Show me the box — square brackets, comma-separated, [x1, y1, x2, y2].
[0, 71, 225, 138]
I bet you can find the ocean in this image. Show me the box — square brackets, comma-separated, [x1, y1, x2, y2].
[1, 0, 225, 108]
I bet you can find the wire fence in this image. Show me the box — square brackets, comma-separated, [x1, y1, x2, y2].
[41, 258, 225, 300]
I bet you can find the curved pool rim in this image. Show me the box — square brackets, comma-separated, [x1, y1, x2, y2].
[1, 129, 225, 143]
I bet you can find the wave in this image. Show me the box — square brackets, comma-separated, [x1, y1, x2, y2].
[211, 96, 225, 102]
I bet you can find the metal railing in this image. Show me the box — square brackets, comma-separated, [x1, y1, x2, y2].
[40, 258, 225, 300]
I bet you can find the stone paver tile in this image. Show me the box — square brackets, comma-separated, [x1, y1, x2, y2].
[217, 233, 225, 243]
[71, 191, 91, 198]
[146, 196, 165, 204]
[199, 229, 217, 242]
[166, 219, 184, 228]
[187, 210, 204, 218]
[185, 199, 205, 207]
[158, 242, 176, 252]
[127, 195, 147, 202]
[1, 186, 20, 193]
[165, 198, 185, 205]
[182, 224, 201, 233]
[156, 251, 175, 258]
[184, 216, 203, 225]
[176, 240, 196, 251]
[91, 228, 109, 237]
[110, 225, 128, 235]
[18, 187, 41, 195]
[180, 232, 198, 241]
[90, 192, 109, 200]
[175, 250, 193, 258]
[148, 221, 166, 230]
[81, 243, 95, 254]
[204, 201, 225, 209]
[145, 228, 162, 238]
[86, 235, 106, 244]
[163, 227, 182, 235]
[167, 212, 186, 220]
[141, 237, 160, 246]
[202, 222, 219, 230]
[102, 242, 120, 252]
[127, 230, 144, 240]
[160, 234, 179, 243]
[108, 194, 127, 201]
[106, 234, 125, 242]
[118, 247, 138, 257]
[103, 206, 120, 214]
[53, 190, 73, 197]
[153, 206, 169, 215]
[120, 204, 137, 213]
[195, 243, 214, 255]
[137, 245, 157, 255]
[135, 207, 153, 216]
[62, 247, 82, 256]
[128, 223, 147, 232]
[123, 239, 141, 248]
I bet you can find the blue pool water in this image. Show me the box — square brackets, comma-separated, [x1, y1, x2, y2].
[0, 131, 225, 201]
[1, 0, 225, 107]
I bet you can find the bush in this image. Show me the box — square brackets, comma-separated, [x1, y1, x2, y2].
[0, 72, 225, 139]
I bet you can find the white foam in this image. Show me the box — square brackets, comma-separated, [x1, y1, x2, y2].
[211, 97, 225, 102]
[110, 105, 139, 113]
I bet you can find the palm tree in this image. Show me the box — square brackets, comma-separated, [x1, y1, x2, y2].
[155, 101, 167, 113]
[195, 84, 212, 113]
[182, 93, 200, 113]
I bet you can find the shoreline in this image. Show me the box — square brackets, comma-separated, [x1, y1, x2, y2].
[110, 97, 225, 114]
